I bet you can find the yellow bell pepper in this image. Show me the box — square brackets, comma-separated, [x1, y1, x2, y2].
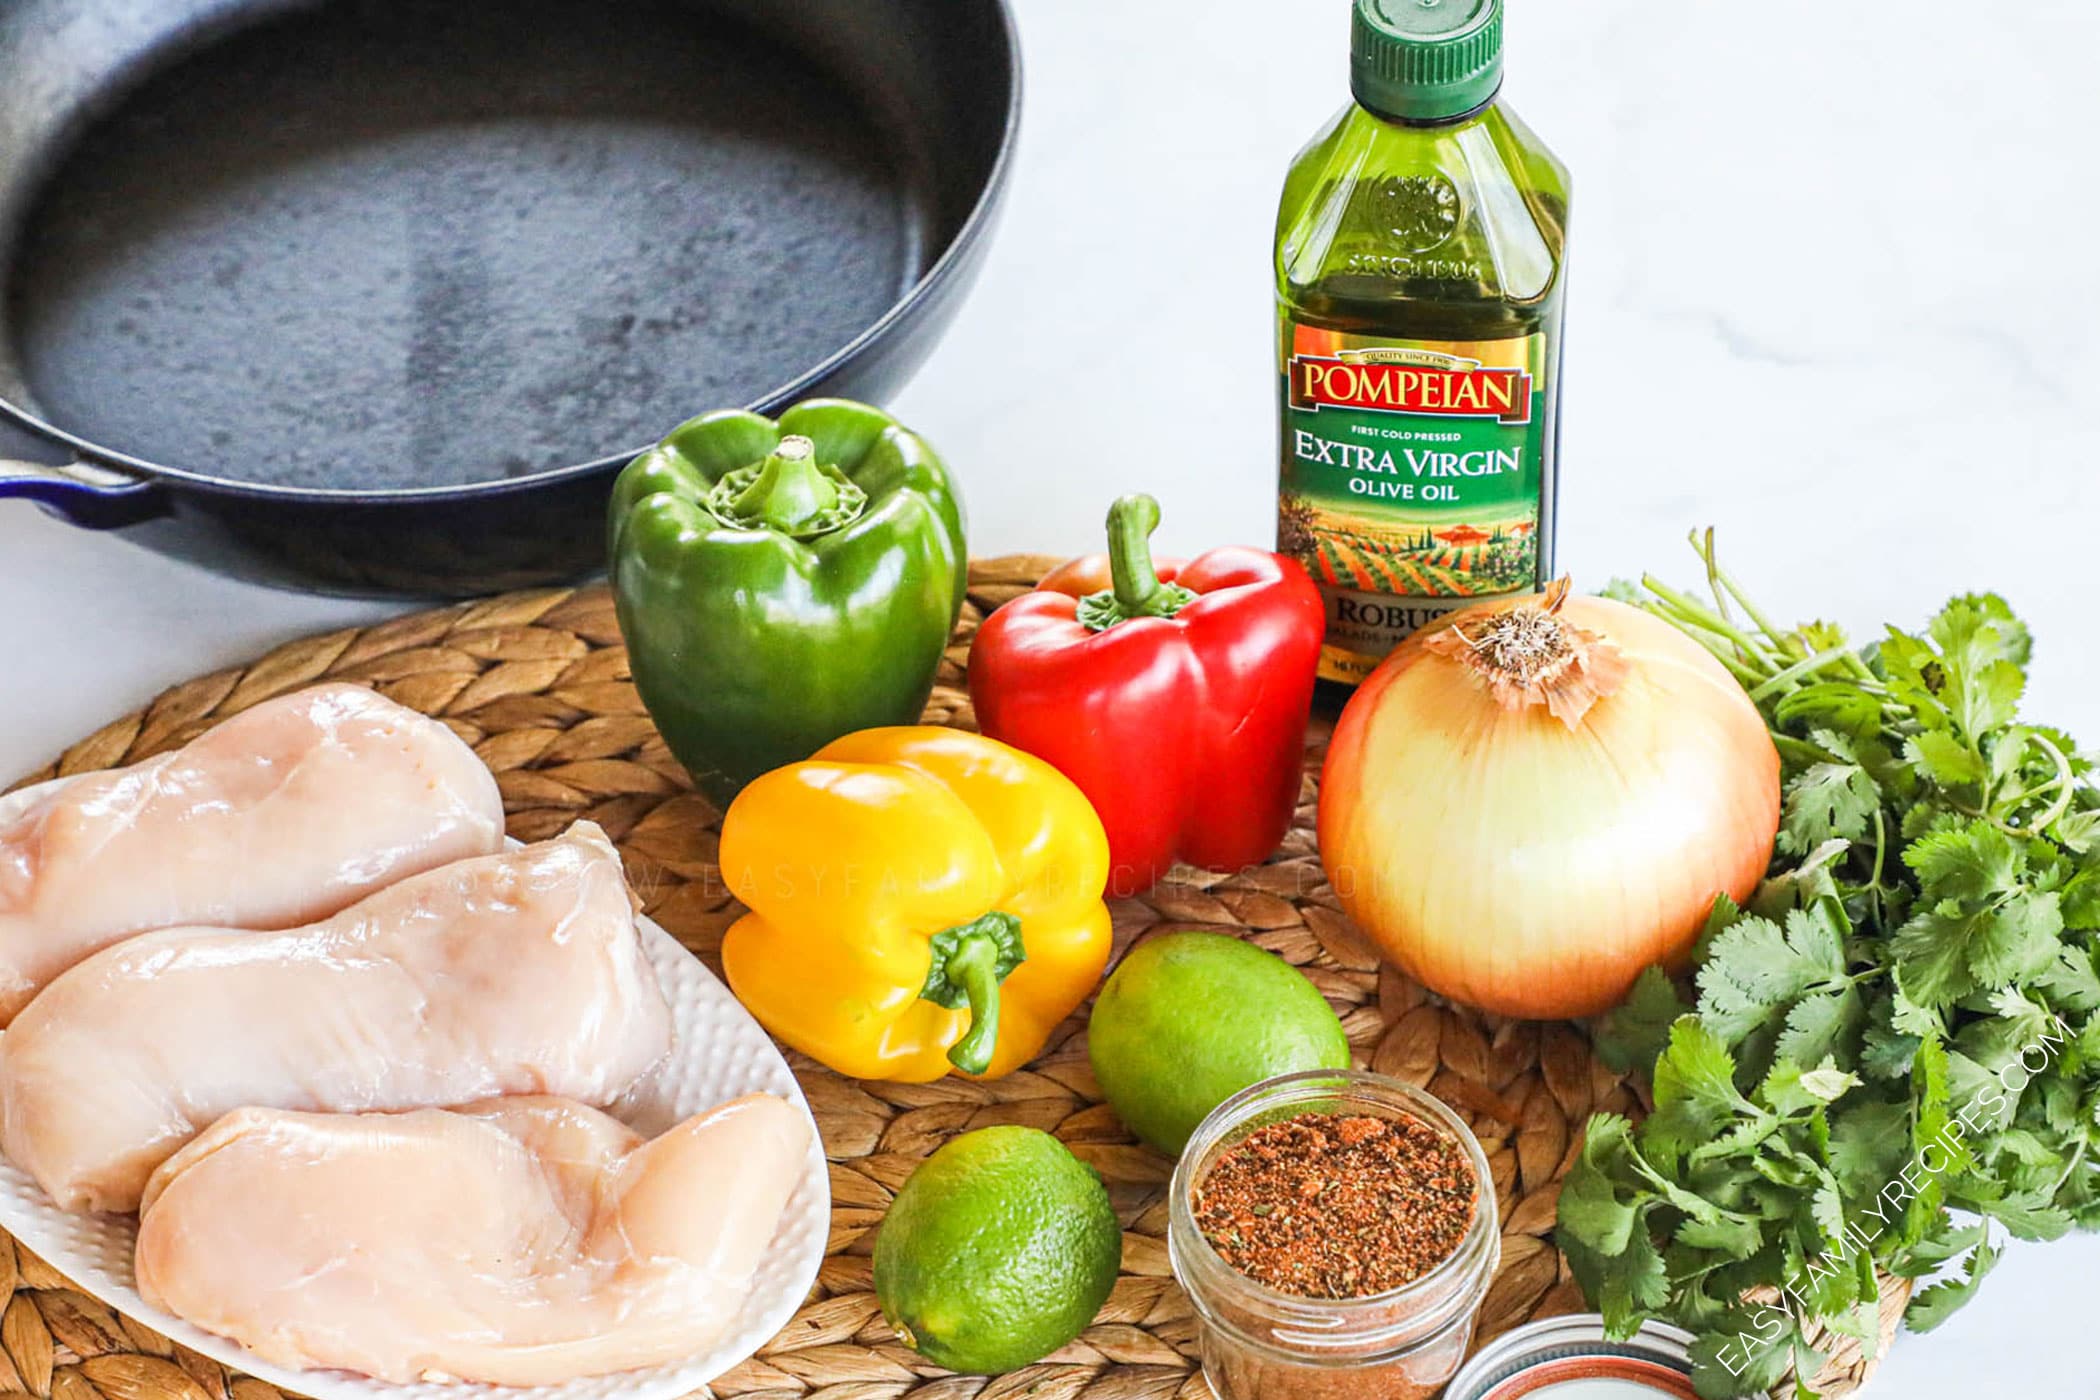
[719, 727, 1112, 1081]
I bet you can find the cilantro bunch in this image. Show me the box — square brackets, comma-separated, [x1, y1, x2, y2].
[1557, 534, 2100, 1398]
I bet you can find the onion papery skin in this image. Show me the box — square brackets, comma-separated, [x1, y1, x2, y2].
[1317, 595, 1780, 1020]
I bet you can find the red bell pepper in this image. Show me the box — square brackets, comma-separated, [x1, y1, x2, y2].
[968, 494, 1325, 897]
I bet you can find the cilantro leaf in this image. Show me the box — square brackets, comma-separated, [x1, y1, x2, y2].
[1780, 761, 1880, 855]
[1887, 986, 1943, 1039]
[1688, 1310, 1798, 1399]
[1904, 1230, 2000, 1333]
[2060, 862, 2100, 930]
[2057, 808, 2100, 856]
[1558, 1164, 1637, 1256]
[1932, 593, 2031, 668]
[1749, 839, 1851, 921]
[1695, 905, 1849, 1046]
[1760, 1058, 1859, 1116]
[1807, 1177, 1848, 1251]
[1647, 1019, 1756, 1167]
[1676, 1210, 1767, 1260]
[1879, 595, 2030, 749]
[1955, 985, 2063, 1073]
[1597, 1225, 1670, 1335]
[1905, 730, 1986, 789]
[2037, 943, 2100, 1010]
[1860, 1006, 1923, 1080]
[1985, 1193, 2073, 1243]
[1889, 906, 1979, 1009]
[1886, 1216, 1983, 1281]
[1775, 682, 1883, 743]
[1886, 831, 2053, 1002]
[1878, 628, 1954, 730]
[1654, 1017, 1752, 1112]
[1596, 966, 1687, 1073]
[1775, 987, 1863, 1069]
[1903, 1038, 1956, 1246]
[1905, 823, 2021, 902]
[1556, 1114, 1642, 1256]
[1928, 595, 2030, 739]
[1944, 1049, 2017, 1136]
[1827, 1097, 1908, 1207]
[1970, 890, 2063, 986]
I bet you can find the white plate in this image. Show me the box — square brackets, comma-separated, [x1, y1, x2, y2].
[0, 777, 826, 1400]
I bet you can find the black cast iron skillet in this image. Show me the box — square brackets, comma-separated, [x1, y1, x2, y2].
[0, 0, 1018, 595]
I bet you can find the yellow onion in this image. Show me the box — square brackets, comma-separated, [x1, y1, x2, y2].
[1318, 582, 1780, 1020]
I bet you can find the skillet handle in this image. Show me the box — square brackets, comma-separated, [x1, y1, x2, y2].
[0, 458, 166, 529]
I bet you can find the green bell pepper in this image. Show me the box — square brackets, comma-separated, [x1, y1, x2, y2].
[608, 399, 968, 807]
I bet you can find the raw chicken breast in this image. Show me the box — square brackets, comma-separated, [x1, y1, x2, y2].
[0, 682, 504, 1022]
[136, 1094, 809, 1385]
[0, 822, 671, 1213]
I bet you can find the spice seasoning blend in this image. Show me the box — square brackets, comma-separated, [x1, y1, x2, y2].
[1193, 1112, 1477, 1299]
[1169, 1072, 1500, 1400]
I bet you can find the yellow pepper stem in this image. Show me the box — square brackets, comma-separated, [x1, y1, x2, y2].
[943, 937, 1003, 1075]
[920, 911, 1027, 1076]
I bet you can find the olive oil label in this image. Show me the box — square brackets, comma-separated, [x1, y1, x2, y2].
[1277, 320, 1548, 684]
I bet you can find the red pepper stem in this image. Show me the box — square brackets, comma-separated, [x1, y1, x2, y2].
[942, 933, 1004, 1076]
[1107, 494, 1175, 615]
[731, 434, 839, 533]
[1079, 494, 1199, 632]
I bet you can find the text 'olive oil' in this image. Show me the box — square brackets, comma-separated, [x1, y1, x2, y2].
[1275, 0, 1569, 691]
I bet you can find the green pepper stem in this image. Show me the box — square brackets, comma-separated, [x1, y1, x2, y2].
[942, 933, 1004, 1076]
[730, 435, 840, 533]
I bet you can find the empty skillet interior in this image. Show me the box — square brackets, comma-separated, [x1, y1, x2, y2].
[0, 0, 988, 493]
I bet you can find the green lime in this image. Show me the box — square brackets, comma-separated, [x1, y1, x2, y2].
[1088, 930, 1351, 1155]
[873, 1126, 1121, 1375]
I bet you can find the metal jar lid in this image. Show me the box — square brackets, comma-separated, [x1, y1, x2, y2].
[1443, 1315, 1698, 1399]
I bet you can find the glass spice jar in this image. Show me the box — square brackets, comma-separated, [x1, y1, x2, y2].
[1168, 1070, 1501, 1400]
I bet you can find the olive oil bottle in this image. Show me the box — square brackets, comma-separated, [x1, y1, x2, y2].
[1275, 0, 1568, 692]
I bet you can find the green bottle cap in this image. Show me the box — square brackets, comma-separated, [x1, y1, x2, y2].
[1352, 0, 1504, 123]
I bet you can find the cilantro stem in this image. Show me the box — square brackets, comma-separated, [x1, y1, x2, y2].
[1773, 733, 1833, 767]
[1640, 575, 1781, 674]
[1706, 649, 1769, 690]
[1748, 644, 1863, 702]
[1954, 794, 2054, 840]
[1659, 534, 1916, 727]
[1722, 578, 1799, 662]
[1868, 808, 1887, 898]
[2049, 1139, 2087, 1196]
[1691, 529, 1803, 662]
[1842, 651, 1883, 687]
[2012, 732, 2077, 834]
[1698, 526, 1739, 633]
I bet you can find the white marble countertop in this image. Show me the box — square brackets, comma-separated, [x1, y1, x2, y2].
[3, 1, 2096, 1391]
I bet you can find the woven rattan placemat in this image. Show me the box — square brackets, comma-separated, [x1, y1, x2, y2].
[8, 559, 1904, 1400]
